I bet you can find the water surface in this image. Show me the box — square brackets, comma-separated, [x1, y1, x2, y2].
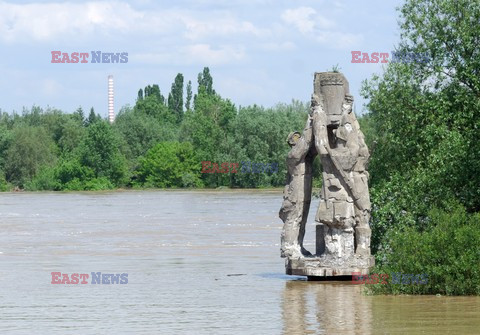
[0, 190, 479, 334]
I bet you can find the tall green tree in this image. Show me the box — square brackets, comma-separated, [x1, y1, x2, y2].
[86, 107, 101, 126]
[73, 107, 85, 125]
[198, 67, 214, 95]
[58, 117, 86, 153]
[144, 84, 165, 104]
[168, 73, 184, 123]
[185, 80, 192, 112]
[114, 106, 178, 160]
[181, 68, 236, 187]
[135, 84, 173, 122]
[194, 67, 215, 107]
[80, 120, 127, 186]
[0, 124, 12, 172]
[4, 126, 57, 186]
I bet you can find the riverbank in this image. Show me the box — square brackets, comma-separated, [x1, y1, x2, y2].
[0, 186, 290, 193]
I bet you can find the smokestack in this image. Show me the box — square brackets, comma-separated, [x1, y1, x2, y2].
[108, 75, 115, 123]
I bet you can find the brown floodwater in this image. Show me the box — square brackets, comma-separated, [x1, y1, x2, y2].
[0, 190, 479, 334]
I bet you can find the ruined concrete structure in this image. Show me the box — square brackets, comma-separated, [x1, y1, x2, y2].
[280, 72, 374, 278]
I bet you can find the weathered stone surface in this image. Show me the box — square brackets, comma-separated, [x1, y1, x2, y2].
[279, 119, 315, 259]
[280, 72, 373, 278]
[286, 255, 375, 277]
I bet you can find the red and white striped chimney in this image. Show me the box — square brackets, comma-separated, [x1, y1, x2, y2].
[108, 75, 115, 123]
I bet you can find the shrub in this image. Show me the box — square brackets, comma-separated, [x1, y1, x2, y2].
[0, 171, 10, 191]
[135, 141, 203, 188]
[367, 204, 480, 295]
[24, 166, 59, 191]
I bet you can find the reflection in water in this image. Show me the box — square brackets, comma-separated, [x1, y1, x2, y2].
[283, 280, 480, 335]
[371, 295, 480, 334]
[282, 281, 372, 334]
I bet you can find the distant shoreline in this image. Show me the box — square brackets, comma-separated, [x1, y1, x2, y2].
[1, 187, 294, 193]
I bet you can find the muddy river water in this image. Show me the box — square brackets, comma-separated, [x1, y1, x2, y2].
[1, 190, 479, 334]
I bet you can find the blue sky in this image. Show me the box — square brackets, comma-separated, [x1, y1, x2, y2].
[0, 0, 404, 116]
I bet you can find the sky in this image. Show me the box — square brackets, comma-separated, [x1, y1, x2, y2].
[0, 0, 404, 117]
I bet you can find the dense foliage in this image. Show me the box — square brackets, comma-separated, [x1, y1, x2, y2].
[361, 0, 480, 295]
[367, 205, 480, 295]
[0, 67, 310, 191]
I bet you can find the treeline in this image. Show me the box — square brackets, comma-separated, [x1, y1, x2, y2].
[0, 67, 316, 191]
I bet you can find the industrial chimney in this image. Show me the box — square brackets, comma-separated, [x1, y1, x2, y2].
[108, 75, 115, 123]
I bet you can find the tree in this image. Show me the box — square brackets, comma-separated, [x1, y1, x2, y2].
[38, 108, 74, 144]
[151, 84, 163, 102]
[73, 106, 85, 125]
[144, 84, 165, 104]
[4, 126, 56, 186]
[136, 142, 202, 188]
[135, 84, 173, 122]
[58, 117, 86, 153]
[229, 101, 310, 188]
[53, 156, 94, 190]
[168, 73, 184, 123]
[185, 80, 192, 112]
[0, 124, 12, 170]
[80, 120, 127, 186]
[198, 67, 214, 95]
[185, 70, 236, 160]
[194, 67, 214, 107]
[86, 107, 100, 126]
[114, 106, 178, 160]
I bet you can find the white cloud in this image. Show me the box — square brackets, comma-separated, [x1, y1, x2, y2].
[281, 6, 362, 49]
[130, 52, 175, 64]
[131, 44, 246, 66]
[333, 1, 347, 10]
[0, 1, 150, 42]
[41, 78, 62, 97]
[281, 6, 333, 34]
[217, 76, 269, 103]
[0, 1, 266, 43]
[316, 31, 364, 49]
[184, 17, 267, 40]
[261, 41, 296, 51]
[184, 44, 245, 65]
